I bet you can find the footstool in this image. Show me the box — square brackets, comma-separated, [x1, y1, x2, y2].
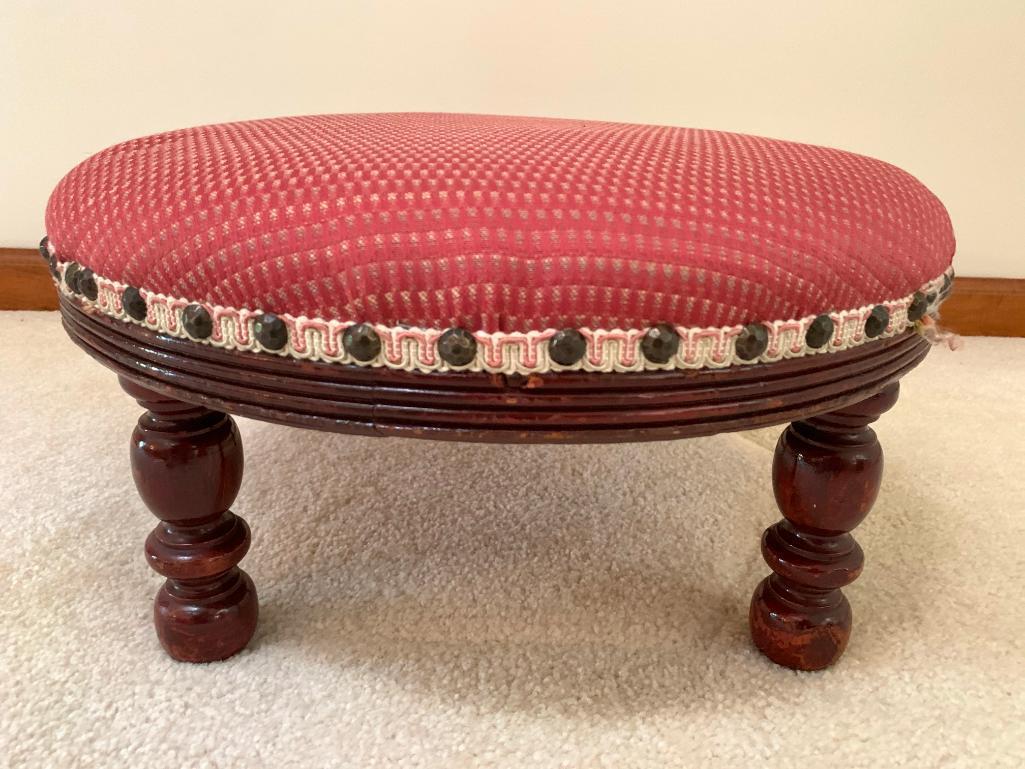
[45, 113, 954, 670]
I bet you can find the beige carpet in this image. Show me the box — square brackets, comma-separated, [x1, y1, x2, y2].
[1, 311, 1023, 768]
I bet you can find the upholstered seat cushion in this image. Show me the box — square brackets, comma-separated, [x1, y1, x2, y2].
[46, 113, 954, 373]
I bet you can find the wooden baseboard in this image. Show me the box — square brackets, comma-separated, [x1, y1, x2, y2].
[1, 248, 59, 310]
[2, 247, 1023, 336]
[936, 276, 1025, 337]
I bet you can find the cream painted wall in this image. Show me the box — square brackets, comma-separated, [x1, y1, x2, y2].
[2, 0, 1022, 276]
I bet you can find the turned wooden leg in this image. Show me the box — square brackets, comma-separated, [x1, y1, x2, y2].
[749, 382, 900, 670]
[120, 376, 258, 662]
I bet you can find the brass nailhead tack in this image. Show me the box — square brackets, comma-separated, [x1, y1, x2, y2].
[182, 304, 214, 339]
[438, 328, 478, 366]
[77, 268, 98, 301]
[254, 313, 289, 351]
[640, 323, 680, 364]
[735, 323, 769, 361]
[342, 323, 381, 361]
[64, 262, 81, 292]
[548, 328, 587, 366]
[864, 305, 890, 338]
[907, 292, 929, 322]
[122, 287, 148, 321]
[805, 314, 835, 349]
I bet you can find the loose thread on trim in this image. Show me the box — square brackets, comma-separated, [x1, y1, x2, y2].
[917, 316, 963, 351]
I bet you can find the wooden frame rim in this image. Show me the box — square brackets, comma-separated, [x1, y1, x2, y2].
[61, 296, 931, 444]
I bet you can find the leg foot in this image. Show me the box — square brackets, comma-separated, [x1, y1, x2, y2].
[153, 567, 258, 662]
[750, 574, 853, 670]
[121, 376, 258, 662]
[750, 383, 899, 670]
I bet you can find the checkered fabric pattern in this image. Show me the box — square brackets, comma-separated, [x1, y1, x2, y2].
[45, 113, 955, 332]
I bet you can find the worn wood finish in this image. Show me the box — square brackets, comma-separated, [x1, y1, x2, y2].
[60, 293, 928, 667]
[122, 377, 258, 662]
[749, 382, 899, 670]
[62, 296, 930, 444]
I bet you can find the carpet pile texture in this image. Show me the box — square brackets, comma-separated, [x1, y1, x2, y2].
[1, 312, 1022, 768]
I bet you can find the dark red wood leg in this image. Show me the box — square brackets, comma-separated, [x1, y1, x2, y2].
[749, 382, 900, 670]
[120, 376, 258, 662]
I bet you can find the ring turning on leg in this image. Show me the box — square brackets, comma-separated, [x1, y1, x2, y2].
[749, 382, 900, 670]
[120, 376, 258, 662]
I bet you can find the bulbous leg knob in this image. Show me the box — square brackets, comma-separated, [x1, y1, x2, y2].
[121, 376, 258, 662]
[749, 383, 899, 670]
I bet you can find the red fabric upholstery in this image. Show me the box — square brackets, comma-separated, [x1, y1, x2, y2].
[46, 113, 954, 332]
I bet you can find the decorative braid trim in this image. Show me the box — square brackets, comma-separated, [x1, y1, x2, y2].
[51, 258, 953, 375]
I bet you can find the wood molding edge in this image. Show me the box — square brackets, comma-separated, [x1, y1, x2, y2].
[2, 247, 1023, 336]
